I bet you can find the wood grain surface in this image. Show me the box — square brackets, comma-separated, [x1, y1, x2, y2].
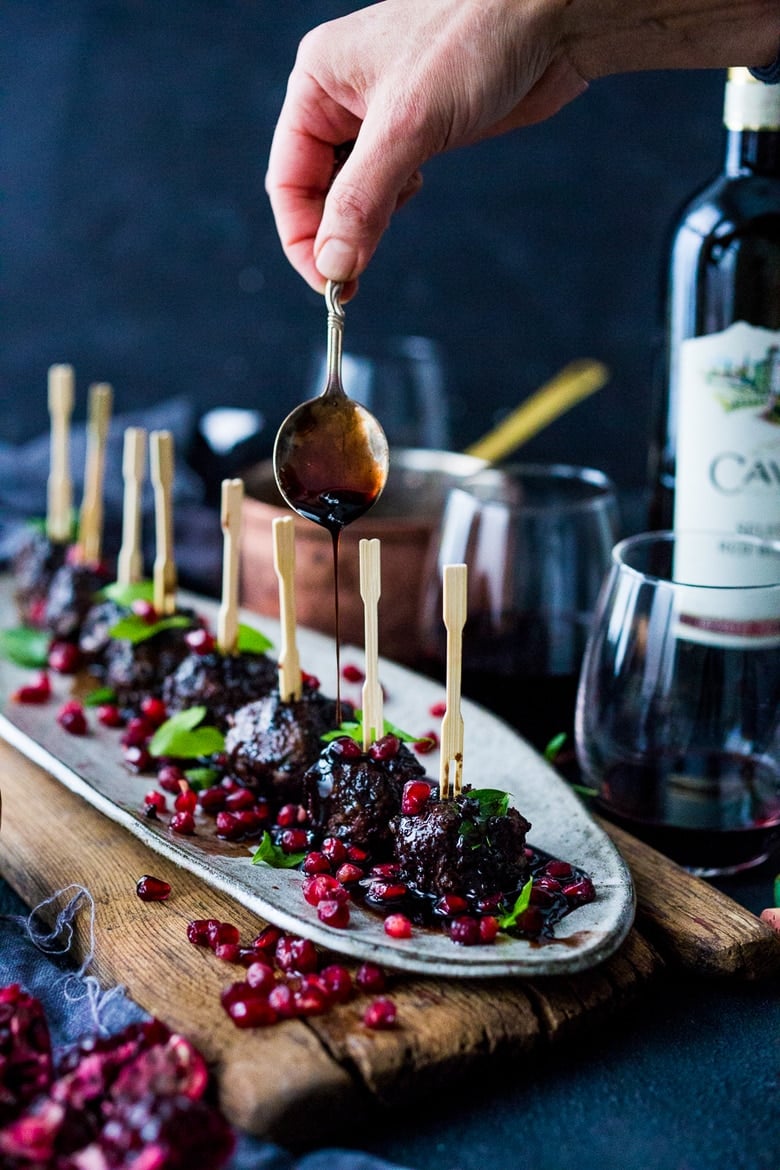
[0, 735, 777, 1142]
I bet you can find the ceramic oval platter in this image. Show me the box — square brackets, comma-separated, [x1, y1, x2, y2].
[0, 575, 634, 978]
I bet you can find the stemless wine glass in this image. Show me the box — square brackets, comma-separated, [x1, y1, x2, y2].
[576, 530, 780, 875]
[419, 463, 620, 752]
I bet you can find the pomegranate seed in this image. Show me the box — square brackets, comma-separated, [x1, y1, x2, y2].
[224, 787, 255, 811]
[363, 998, 397, 1030]
[208, 921, 240, 950]
[365, 880, 408, 903]
[317, 899, 350, 929]
[294, 986, 328, 1016]
[530, 885, 556, 908]
[513, 906, 544, 934]
[215, 942, 242, 963]
[48, 641, 81, 673]
[562, 877, 596, 905]
[301, 670, 320, 689]
[132, 599, 158, 622]
[157, 764, 186, 793]
[124, 745, 153, 773]
[121, 716, 155, 748]
[429, 700, 447, 717]
[13, 673, 51, 704]
[280, 828, 309, 853]
[215, 811, 243, 840]
[245, 962, 276, 994]
[220, 980, 253, 1008]
[355, 962, 386, 993]
[268, 984, 297, 1017]
[347, 845, 369, 863]
[140, 695, 168, 725]
[226, 996, 277, 1028]
[370, 862, 401, 879]
[335, 862, 364, 885]
[237, 947, 260, 967]
[533, 876, 562, 894]
[220, 775, 241, 793]
[276, 803, 307, 827]
[341, 663, 364, 683]
[97, 703, 124, 727]
[401, 779, 432, 815]
[302, 851, 331, 875]
[320, 964, 353, 1003]
[253, 799, 271, 822]
[302, 874, 341, 906]
[329, 736, 362, 760]
[545, 860, 573, 878]
[135, 875, 171, 902]
[228, 809, 259, 835]
[143, 790, 167, 812]
[57, 702, 88, 735]
[187, 919, 218, 946]
[450, 916, 481, 946]
[321, 837, 348, 865]
[476, 892, 504, 914]
[174, 785, 198, 813]
[170, 810, 195, 835]
[414, 731, 438, 754]
[275, 935, 318, 973]
[368, 734, 400, 761]
[198, 786, 226, 813]
[435, 894, 469, 918]
[185, 628, 216, 655]
[479, 916, 499, 943]
[251, 925, 283, 953]
[384, 914, 413, 939]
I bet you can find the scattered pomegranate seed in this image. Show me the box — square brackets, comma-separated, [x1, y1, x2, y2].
[365, 880, 408, 903]
[355, 962, 386, 993]
[208, 921, 240, 950]
[135, 875, 171, 902]
[187, 919, 217, 946]
[13, 672, 51, 704]
[317, 899, 350, 929]
[185, 628, 216, 655]
[450, 916, 481, 946]
[302, 851, 331, 875]
[198, 786, 226, 813]
[545, 859, 573, 878]
[226, 996, 277, 1028]
[479, 916, 499, 943]
[57, 701, 88, 735]
[224, 787, 255, 811]
[97, 703, 124, 727]
[215, 942, 242, 963]
[367, 734, 400, 761]
[347, 845, 369, 864]
[429, 699, 447, 717]
[341, 663, 364, 683]
[363, 997, 397, 1030]
[276, 803, 307, 827]
[143, 791, 167, 813]
[215, 811, 243, 840]
[384, 914, 413, 939]
[302, 874, 341, 906]
[370, 862, 401, 879]
[268, 983, 297, 1018]
[562, 877, 595, 905]
[124, 745, 153, 773]
[329, 736, 362, 760]
[275, 935, 318, 973]
[320, 964, 353, 1003]
[132, 599, 158, 622]
[48, 641, 81, 674]
[157, 764, 186, 793]
[280, 828, 309, 853]
[295, 986, 328, 1015]
[140, 695, 168, 725]
[512, 906, 544, 934]
[335, 862, 364, 885]
[321, 837, 348, 865]
[301, 671, 320, 690]
[174, 785, 198, 813]
[413, 731, 438, 754]
[401, 779, 432, 815]
[530, 885, 556, 908]
[435, 894, 469, 917]
[121, 716, 155, 748]
[533, 876, 562, 894]
[251, 925, 283, 953]
[169, 810, 195, 835]
[245, 962, 276, 994]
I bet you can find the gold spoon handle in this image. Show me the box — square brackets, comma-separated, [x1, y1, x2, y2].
[324, 280, 346, 395]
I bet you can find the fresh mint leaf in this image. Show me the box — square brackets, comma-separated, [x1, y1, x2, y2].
[236, 623, 273, 654]
[543, 732, 568, 763]
[468, 789, 511, 819]
[83, 686, 117, 708]
[497, 878, 533, 930]
[99, 580, 154, 606]
[774, 873, 780, 908]
[251, 831, 306, 869]
[149, 707, 225, 759]
[0, 627, 50, 668]
[321, 710, 418, 745]
[183, 766, 220, 790]
[109, 613, 192, 645]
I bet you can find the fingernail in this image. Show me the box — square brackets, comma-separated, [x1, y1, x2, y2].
[315, 238, 358, 281]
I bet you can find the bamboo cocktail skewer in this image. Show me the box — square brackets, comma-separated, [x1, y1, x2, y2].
[359, 538, 383, 749]
[273, 516, 302, 703]
[116, 427, 147, 588]
[150, 430, 176, 615]
[217, 478, 244, 656]
[46, 364, 75, 544]
[78, 382, 112, 565]
[439, 563, 467, 801]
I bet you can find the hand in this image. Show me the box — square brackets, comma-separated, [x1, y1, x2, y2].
[266, 0, 588, 293]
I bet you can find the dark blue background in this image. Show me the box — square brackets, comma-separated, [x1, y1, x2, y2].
[1, 0, 727, 499]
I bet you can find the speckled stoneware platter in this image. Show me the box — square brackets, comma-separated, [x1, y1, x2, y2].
[0, 576, 634, 978]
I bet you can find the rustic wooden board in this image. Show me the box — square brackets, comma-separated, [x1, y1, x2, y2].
[1, 736, 778, 1144]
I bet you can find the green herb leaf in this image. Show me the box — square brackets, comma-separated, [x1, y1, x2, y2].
[543, 732, 568, 763]
[109, 613, 192, 645]
[497, 878, 534, 930]
[83, 686, 117, 708]
[251, 831, 306, 869]
[183, 766, 220, 791]
[321, 710, 418, 745]
[0, 627, 50, 668]
[149, 707, 225, 759]
[468, 789, 511, 819]
[99, 580, 155, 606]
[774, 873, 780, 908]
[236, 623, 273, 654]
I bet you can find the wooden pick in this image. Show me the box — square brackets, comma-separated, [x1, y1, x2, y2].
[78, 382, 113, 564]
[217, 478, 244, 656]
[439, 563, 467, 801]
[46, 364, 75, 543]
[273, 516, 302, 702]
[359, 538, 383, 750]
[149, 430, 177, 615]
[116, 427, 147, 587]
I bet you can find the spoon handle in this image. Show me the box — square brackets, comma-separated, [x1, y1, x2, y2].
[324, 280, 346, 396]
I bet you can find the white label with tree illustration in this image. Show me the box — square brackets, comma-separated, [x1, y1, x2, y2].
[675, 320, 780, 543]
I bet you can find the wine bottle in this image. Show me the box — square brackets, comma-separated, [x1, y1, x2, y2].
[649, 69, 780, 541]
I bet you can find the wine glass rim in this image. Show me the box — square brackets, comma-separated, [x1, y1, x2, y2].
[456, 462, 617, 513]
[612, 529, 780, 590]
